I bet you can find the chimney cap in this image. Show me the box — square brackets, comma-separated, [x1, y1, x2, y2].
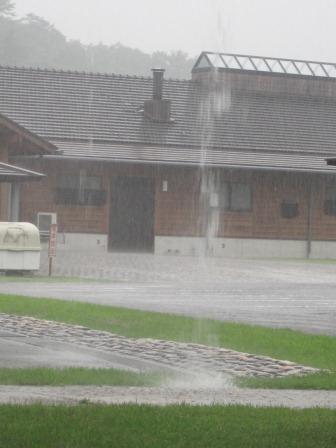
[151, 68, 165, 73]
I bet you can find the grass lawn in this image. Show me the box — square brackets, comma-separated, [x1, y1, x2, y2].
[0, 367, 166, 386]
[0, 294, 335, 389]
[237, 371, 336, 390]
[0, 404, 335, 448]
[0, 275, 100, 283]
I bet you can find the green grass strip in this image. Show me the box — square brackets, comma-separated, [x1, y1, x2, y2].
[1, 294, 336, 390]
[0, 294, 335, 370]
[0, 405, 335, 448]
[237, 371, 336, 390]
[0, 368, 166, 386]
[0, 276, 101, 283]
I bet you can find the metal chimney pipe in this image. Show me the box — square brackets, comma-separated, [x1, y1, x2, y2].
[152, 68, 165, 100]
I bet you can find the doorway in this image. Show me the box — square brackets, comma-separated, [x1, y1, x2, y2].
[109, 177, 155, 252]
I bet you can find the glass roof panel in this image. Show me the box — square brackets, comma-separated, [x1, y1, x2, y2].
[265, 59, 284, 73]
[323, 64, 336, 77]
[222, 55, 241, 69]
[251, 57, 269, 72]
[280, 60, 299, 75]
[309, 63, 326, 77]
[236, 56, 256, 70]
[207, 53, 226, 68]
[194, 52, 336, 78]
[295, 62, 312, 75]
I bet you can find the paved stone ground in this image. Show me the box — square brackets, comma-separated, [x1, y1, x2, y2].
[1, 386, 336, 408]
[0, 314, 318, 378]
[37, 250, 336, 285]
[49, 250, 333, 337]
[1, 251, 335, 335]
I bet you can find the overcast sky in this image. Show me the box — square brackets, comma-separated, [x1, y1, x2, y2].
[13, 0, 336, 62]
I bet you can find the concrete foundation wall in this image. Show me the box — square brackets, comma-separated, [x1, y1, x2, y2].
[310, 241, 336, 260]
[54, 233, 108, 252]
[155, 236, 207, 257]
[155, 236, 309, 258]
[51, 233, 336, 260]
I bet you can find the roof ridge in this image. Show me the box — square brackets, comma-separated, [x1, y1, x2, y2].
[0, 64, 192, 83]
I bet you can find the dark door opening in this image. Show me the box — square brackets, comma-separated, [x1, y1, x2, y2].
[109, 177, 155, 252]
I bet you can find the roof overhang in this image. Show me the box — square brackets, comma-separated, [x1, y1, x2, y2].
[0, 161, 45, 182]
[38, 140, 336, 175]
[0, 113, 57, 156]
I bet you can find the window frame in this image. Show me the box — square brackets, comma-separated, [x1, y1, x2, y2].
[55, 173, 106, 207]
[324, 183, 336, 216]
[217, 181, 253, 212]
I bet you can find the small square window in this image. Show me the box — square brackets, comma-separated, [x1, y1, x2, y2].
[324, 185, 336, 216]
[281, 201, 299, 219]
[230, 183, 252, 211]
[218, 182, 230, 209]
[55, 173, 106, 206]
[217, 181, 252, 212]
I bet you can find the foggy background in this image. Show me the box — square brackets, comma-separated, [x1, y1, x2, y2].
[13, 0, 336, 60]
[2, 0, 336, 77]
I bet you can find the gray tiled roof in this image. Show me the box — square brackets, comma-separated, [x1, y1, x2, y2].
[0, 65, 336, 165]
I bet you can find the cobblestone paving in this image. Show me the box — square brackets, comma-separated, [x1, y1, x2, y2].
[0, 314, 318, 378]
[1, 386, 336, 408]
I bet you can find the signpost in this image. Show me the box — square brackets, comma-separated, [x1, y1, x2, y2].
[48, 223, 57, 276]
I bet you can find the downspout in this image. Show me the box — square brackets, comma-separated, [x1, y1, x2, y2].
[306, 177, 314, 259]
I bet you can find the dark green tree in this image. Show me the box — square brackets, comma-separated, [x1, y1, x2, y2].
[0, 8, 194, 78]
[0, 0, 15, 17]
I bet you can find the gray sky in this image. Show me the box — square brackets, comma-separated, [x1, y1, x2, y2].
[13, 0, 336, 61]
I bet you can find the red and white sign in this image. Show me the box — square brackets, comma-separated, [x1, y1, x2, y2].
[48, 224, 57, 258]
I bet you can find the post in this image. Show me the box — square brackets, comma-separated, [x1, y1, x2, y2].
[48, 223, 57, 276]
[306, 178, 314, 259]
[48, 257, 53, 277]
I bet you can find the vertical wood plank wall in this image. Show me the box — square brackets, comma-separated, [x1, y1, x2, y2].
[18, 159, 336, 242]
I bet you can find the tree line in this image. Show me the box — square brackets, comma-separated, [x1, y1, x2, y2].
[0, 0, 194, 78]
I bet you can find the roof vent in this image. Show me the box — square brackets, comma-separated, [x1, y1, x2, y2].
[144, 69, 172, 123]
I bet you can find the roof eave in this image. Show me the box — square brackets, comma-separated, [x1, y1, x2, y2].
[0, 113, 57, 155]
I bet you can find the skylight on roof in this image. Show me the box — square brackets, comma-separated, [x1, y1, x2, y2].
[193, 52, 336, 79]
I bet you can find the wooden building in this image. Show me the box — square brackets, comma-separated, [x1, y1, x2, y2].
[0, 113, 55, 221]
[1, 52, 336, 258]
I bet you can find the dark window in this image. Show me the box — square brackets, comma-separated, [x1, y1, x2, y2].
[281, 201, 299, 219]
[324, 185, 336, 216]
[217, 182, 252, 212]
[55, 173, 106, 206]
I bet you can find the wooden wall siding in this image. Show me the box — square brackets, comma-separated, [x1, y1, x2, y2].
[17, 158, 336, 241]
[220, 172, 311, 240]
[0, 144, 9, 220]
[310, 177, 336, 241]
[155, 167, 204, 237]
[19, 160, 109, 234]
[19, 160, 157, 234]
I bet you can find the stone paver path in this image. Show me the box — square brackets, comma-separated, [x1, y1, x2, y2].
[0, 314, 318, 378]
[1, 385, 336, 408]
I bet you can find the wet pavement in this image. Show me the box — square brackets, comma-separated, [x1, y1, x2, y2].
[1, 385, 336, 408]
[0, 251, 335, 335]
